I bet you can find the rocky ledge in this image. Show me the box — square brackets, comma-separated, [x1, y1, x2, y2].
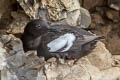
[0, 34, 120, 80]
[0, 0, 120, 80]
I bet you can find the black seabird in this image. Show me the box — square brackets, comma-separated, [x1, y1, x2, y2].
[37, 25, 102, 60]
[21, 19, 102, 60]
[21, 19, 59, 52]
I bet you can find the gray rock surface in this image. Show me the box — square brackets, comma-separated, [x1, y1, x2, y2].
[79, 8, 91, 28]
[83, 0, 105, 10]
[108, 0, 120, 11]
[0, 35, 38, 80]
[0, 0, 120, 80]
[105, 9, 120, 23]
[87, 41, 113, 70]
[0, 0, 15, 18]
[0, 0, 15, 32]
[112, 55, 120, 67]
[7, 11, 30, 34]
[16, 0, 91, 28]
[43, 58, 102, 80]
[0, 35, 117, 80]
[102, 67, 120, 80]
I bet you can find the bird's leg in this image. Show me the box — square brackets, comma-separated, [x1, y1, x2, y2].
[60, 52, 69, 59]
[51, 53, 61, 59]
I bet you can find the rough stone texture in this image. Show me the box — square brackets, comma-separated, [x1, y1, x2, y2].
[66, 9, 80, 26]
[112, 55, 120, 67]
[0, 44, 7, 70]
[92, 23, 120, 55]
[0, 35, 44, 80]
[83, 0, 105, 10]
[105, 24, 120, 55]
[87, 41, 112, 70]
[0, 0, 120, 80]
[0, 0, 15, 17]
[91, 12, 105, 28]
[0, 0, 16, 33]
[102, 67, 120, 80]
[7, 11, 30, 34]
[59, 0, 81, 11]
[0, 34, 25, 80]
[16, 0, 91, 28]
[105, 9, 120, 23]
[0, 34, 114, 80]
[108, 0, 120, 11]
[43, 58, 102, 80]
[79, 8, 91, 28]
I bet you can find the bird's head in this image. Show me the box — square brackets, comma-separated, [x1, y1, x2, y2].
[24, 19, 61, 36]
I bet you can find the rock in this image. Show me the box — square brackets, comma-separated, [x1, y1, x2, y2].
[1, 69, 19, 80]
[16, 0, 38, 18]
[108, 0, 120, 11]
[0, 13, 13, 31]
[0, 35, 25, 80]
[117, 76, 120, 80]
[90, 12, 105, 29]
[16, 0, 80, 19]
[0, 0, 15, 17]
[37, 69, 46, 80]
[0, 0, 15, 33]
[40, 0, 81, 25]
[0, 34, 117, 80]
[83, 0, 105, 10]
[59, 0, 80, 11]
[102, 67, 120, 80]
[112, 55, 120, 67]
[40, 0, 81, 13]
[87, 41, 113, 70]
[0, 35, 25, 67]
[16, 0, 91, 28]
[105, 24, 120, 55]
[47, 9, 67, 21]
[106, 9, 120, 23]
[7, 11, 30, 34]
[0, 35, 42, 80]
[0, 47, 7, 70]
[79, 0, 83, 6]
[79, 7, 91, 28]
[43, 58, 102, 80]
[91, 12, 104, 24]
[0, 35, 12, 44]
[66, 9, 80, 26]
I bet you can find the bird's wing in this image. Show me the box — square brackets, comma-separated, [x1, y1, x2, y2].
[70, 34, 101, 51]
[47, 38, 67, 52]
[80, 35, 101, 45]
[61, 41, 73, 52]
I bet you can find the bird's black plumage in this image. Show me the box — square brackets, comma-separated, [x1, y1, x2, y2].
[37, 25, 102, 60]
[21, 19, 102, 60]
[21, 19, 50, 51]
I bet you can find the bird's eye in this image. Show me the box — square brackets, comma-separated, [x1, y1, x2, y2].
[36, 25, 41, 28]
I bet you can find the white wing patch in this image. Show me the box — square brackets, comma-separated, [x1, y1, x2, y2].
[47, 33, 76, 52]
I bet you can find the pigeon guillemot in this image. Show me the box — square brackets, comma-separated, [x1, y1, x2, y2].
[21, 19, 60, 52]
[37, 25, 102, 60]
[21, 19, 102, 60]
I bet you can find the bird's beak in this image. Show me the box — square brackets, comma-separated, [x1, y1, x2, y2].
[48, 28, 61, 32]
